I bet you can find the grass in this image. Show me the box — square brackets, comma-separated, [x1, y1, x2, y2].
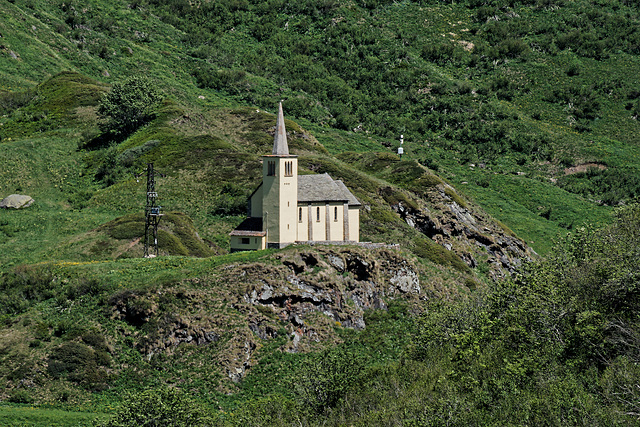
[448, 170, 612, 254]
[0, 0, 639, 422]
[0, 404, 107, 426]
[1, 0, 637, 258]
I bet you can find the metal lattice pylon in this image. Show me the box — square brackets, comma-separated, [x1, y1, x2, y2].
[144, 163, 162, 258]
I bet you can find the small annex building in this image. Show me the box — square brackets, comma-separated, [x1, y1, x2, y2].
[230, 103, 361, 251]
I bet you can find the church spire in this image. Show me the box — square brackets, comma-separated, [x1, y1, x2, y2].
[272, 102, 289, 156]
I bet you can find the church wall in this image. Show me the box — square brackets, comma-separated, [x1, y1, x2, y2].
[250, 187, 262, 218]
[262, 168, 279, 243]
[327, 202, 345, 241]
[349, 206, 360, 242]
[230, 235, 266, 252]
[296, 204, 309, 241]
[262, 156, 298, 245]
[277, 158, 298, 244]
[308, 203, 326, 241]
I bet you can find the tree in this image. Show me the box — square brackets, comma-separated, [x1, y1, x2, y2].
[99, 387, 215, 427]
[98, 76, 163, 137]
[295, 347, 366, 414]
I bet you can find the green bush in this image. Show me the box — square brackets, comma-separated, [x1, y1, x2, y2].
[231, 395, 299, 427]
[34, 322, 50, 340]
[0, 89, 35, 115]
[47, 342, 95, 377]
[99, 388, 215, 427]
[558, 167, 640, 205]
[412, 237, 470, 272]
[8, 389, 33, 404]
[0, 266, 56, 317]
[295, 347, 366, 414]
[47, 341, 111, 390]
[98, 76, 164, 137]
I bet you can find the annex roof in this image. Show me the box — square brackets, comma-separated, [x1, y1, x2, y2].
[229, 217, 266, 237]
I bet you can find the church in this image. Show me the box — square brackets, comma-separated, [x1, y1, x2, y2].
[230, 103, 361, 251]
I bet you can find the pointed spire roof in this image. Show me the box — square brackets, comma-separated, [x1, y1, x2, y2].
[272, 102, 289, 156]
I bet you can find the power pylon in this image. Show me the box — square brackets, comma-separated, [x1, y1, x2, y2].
[144, 163, 163, 258]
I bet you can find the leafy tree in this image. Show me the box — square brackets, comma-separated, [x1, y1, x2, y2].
[99, 387, 214, 427]
[295, 346, 366, 414]
[98, 76, 163, 137]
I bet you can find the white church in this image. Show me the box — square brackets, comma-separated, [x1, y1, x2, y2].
[230, 103, 361, 251]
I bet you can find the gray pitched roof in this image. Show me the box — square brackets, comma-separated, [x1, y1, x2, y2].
[334, 180, 362, 206]
[298, 173, 360, 206]
[272, 102, 289, 155]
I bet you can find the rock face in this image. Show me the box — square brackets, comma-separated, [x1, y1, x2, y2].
[107, 246, 428, 386]
[0, 194, 34, 209]
[385, 184, 535, 280]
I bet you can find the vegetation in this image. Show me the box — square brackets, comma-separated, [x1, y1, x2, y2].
[98, 76, 164, 139]
[0, 0, 639, 424]
[221, 204, 640, 425]
[98, 388, 214, 427]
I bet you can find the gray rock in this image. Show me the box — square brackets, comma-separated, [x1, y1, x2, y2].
[0, 194, 34, 209]
[390, 266, 421, 293]
[327, 254, 345, 272]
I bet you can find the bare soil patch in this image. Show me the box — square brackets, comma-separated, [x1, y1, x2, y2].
[564, 162, 607, 175]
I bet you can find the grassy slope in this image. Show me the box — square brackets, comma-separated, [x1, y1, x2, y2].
[1, 0, 639, 423]
[2, 0, 636, 254]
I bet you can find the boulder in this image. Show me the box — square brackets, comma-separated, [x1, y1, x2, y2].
[0, 194, 34, 209]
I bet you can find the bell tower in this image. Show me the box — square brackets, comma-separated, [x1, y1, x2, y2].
[262, 102, 298, 248]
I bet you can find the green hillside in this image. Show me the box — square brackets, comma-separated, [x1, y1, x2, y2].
[0, 0, 639, 424]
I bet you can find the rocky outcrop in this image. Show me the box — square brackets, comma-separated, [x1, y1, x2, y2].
[386, 184, 535, 280]
[107, 246, 427, 386]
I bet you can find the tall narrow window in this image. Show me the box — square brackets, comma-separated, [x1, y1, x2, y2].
[316, 207, 320, 222]
[334, 207, 338, 221]
[284, 161, 293, 177]
[299, 207, 302, 222]
[267, 161, 276, 176]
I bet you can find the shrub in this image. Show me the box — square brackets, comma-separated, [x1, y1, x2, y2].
[412, 237, 470, 273]
[566, 59, 582, 76]
[419, 157, 440, 172]
[0, 266, 56, 317]
[8, 389, 33, 404]
[295, 347, 366, 414]
[422, 43, 465, 65]
[231, 395, 299, 426]
[476, 174, 491, 188]
[0, 89, 35, 114]
[99, 388, 215, 427]
[47, 341, 111, 390]
[98, 76, 164, 137]
[47, 342, 95, 377]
